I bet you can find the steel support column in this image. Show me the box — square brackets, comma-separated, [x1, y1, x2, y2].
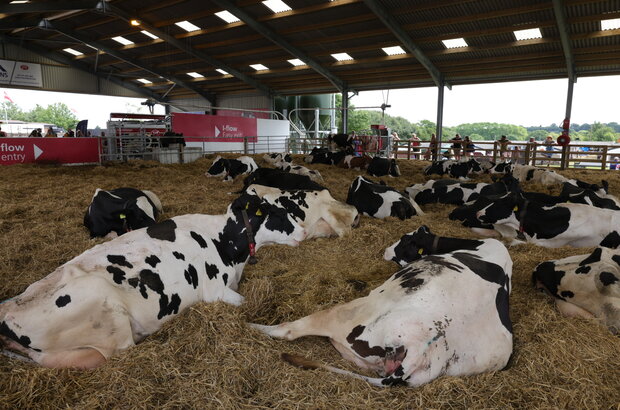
[342, 91, 349, 134]
[435, 82, 445, 161]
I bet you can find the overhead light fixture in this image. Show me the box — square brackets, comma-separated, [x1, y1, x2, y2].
[130, 19, 140, 26]
[141, 30, 159, 40]
[262, 0, 291, 13]
[216, 69, 229, 75]
[9, 1, 29, 3]
[382, 46, 406, 56]
[601, 18, 620, 30]
[215, 10, 240, 23]
[331, 52, 353, 61]
[514, 28, 542, 41]
[250, 64, 268, 71]
[137, 78, 152, 84]
[187, 72, 204, 78]
[112, 36, 134, 46]
[288, 59, 305, 66]
[175, 20, 201, 32]
[442, 38, 468, 49]
[63, 48, 83, 56]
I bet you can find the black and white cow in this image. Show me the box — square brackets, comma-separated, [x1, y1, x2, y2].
[465, 192, 620, 247]
[328, 133, 354, 152]
[304, 148, 348, 165]
[486, 161, 513, 174]
[252, 234, 512, 387]
[246, 184, 359, 238]
[274, 157, 324, 182]
[405, 177, 514, 206]
[384, 225, 490, 266]
[533, 247, 620, 334]
[423, 160, 455, 177]
[346, 176, 422, 220]
[424, 159, 483, 179]
[0, 192, 306, 368]
[206, 155, 258, 181]
[509, 164, 569, 185]
[263, 153, 292, 165]
[240, 168, 327, 192]
[337, 155, 373, 170]
[367, 157, 400, 177]
[560, 182, 620, 210]
[83, 188, 163, 239]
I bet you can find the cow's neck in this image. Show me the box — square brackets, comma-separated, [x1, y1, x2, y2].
[212, 212, 262, 270]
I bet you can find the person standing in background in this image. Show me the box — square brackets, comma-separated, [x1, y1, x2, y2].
[424, 133, 438, 161]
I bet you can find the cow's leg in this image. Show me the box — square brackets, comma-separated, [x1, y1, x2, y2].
[219, 287, 245, 306]
[34, 347, 107, 369]
[555, 299, 595, 319]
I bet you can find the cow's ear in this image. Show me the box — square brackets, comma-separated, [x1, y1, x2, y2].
[418, 225, 431, 234]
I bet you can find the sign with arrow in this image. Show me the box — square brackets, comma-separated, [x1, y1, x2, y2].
[171, 113, 257, 142]
[0, 138, 99, 166]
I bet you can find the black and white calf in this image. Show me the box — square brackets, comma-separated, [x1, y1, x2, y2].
[328, 133, 354, 152]
[247, 184, 359, 238]
[367, 157, 401, 177]
[83, 187, 163, 238]
[241, 168, 327, 192]
[252, 233, 512, 387]
[533, 247, 620, 334]
[346, 176, 422, 220]
[466, 192, 620, 247]
[206, 155, 258, 181]
[274, 157, 324, 182]
[423, 159, 483, 179]
[304, 148, 348, 165]
[263, 153, 292, 165]
[0, 193, 305, 369]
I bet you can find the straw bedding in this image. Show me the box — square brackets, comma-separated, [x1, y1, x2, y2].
[0, 155, 618, 409]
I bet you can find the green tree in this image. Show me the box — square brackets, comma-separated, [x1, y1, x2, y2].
[589, 122, 616, 141]
[26, 103, 78, 130]
[0, 101, 27, 121]
[527, 130, 550, 141]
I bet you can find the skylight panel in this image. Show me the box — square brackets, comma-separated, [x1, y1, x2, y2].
[442, 38, 468, 49]
[63, 48, 83, 56]
[112, 36, 134, 46]
[250, 64, 269, 71]
[137, 78, 152, 84]
[331, 53, 353, 61]
[262, 0, 291, 13]
[514, 28, 542, 41]
[141, 30, 159, 40]
[10, 1, 29, 3]
[175, 20, 201, 32]
[216, 69, 229, 75]
[382, 46, 406, 56]
[187, 72, 204, 78]
[216, 10, 240, 23]
[288, 59, 306, 66]
[601, 18, 620, 30]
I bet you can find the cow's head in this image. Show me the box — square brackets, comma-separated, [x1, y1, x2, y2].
[389, 159, 401, 177]
[468, 159, 483, 174]
[384, 226, 433, 266]
[449, 194, 497, 228]
[206, 156, 228, 177]
[532, 248, 620, 334]
[229, 192, 306, 249]
[475, 192, 521, 225]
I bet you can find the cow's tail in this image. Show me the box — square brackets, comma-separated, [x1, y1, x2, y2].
[142, 190, 163, 213]
[280, 353, 387, 387]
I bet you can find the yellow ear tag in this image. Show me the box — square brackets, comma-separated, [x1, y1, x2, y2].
[418, 248, 424, 254]
[255, 209, 262, 216]
[245, 202, 250, 210]
[513, 206, 518, 212]
[119, 213, 126, 219]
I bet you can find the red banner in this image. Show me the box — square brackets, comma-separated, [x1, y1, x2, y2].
[171, 113, 257, 142]
[0, 138, 99, 165]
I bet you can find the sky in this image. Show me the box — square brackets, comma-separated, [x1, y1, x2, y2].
[1, 74, 619, 129]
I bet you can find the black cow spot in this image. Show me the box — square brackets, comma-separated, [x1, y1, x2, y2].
[158, 293, 181, 320]
[0, 321, 39, 351]
[173, 251, 185, 260]
[394, 266, 425, 292]
[423, 255, 463, 272]
[107, 254, 133, 269]
[145, 255, 161, 268]
[560, 290, 575, 298]
[580, 248, 602, 266]
[600, 231, 620, 249]
[191, 231, 208, 248]
[139, 269, 165, 294]
[147, 219, 177, 242]
[137, 269, 182, 319]
[346, 325, 386, 358]
[526, 169, 536, 181]
[613, 255, 620, 267]
[278, 196, 306, 221]
[55, 295, 71, 307]
[600, 272, 618, 286]
[222, 273, 228, 286]
[575, 265, 591, 274]
[106, 265, 126, 284]
[532, 262, 565, 299]
[128, 278, 139, 288]
[184, 264, 199, 288]
[205, 263, 219, 280]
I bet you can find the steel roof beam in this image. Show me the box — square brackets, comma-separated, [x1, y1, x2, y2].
[95, 2, 277, 97]
[361, 0, 448, 89]
[209, 0, 348, 93]
[0, 1, 98, 14]
[0, 33, 169, 105]
[38, 19, 216, 104]
[552, 0, 577, 82]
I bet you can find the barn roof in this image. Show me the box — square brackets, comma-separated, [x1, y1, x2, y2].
[1, 0, 619, 103]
